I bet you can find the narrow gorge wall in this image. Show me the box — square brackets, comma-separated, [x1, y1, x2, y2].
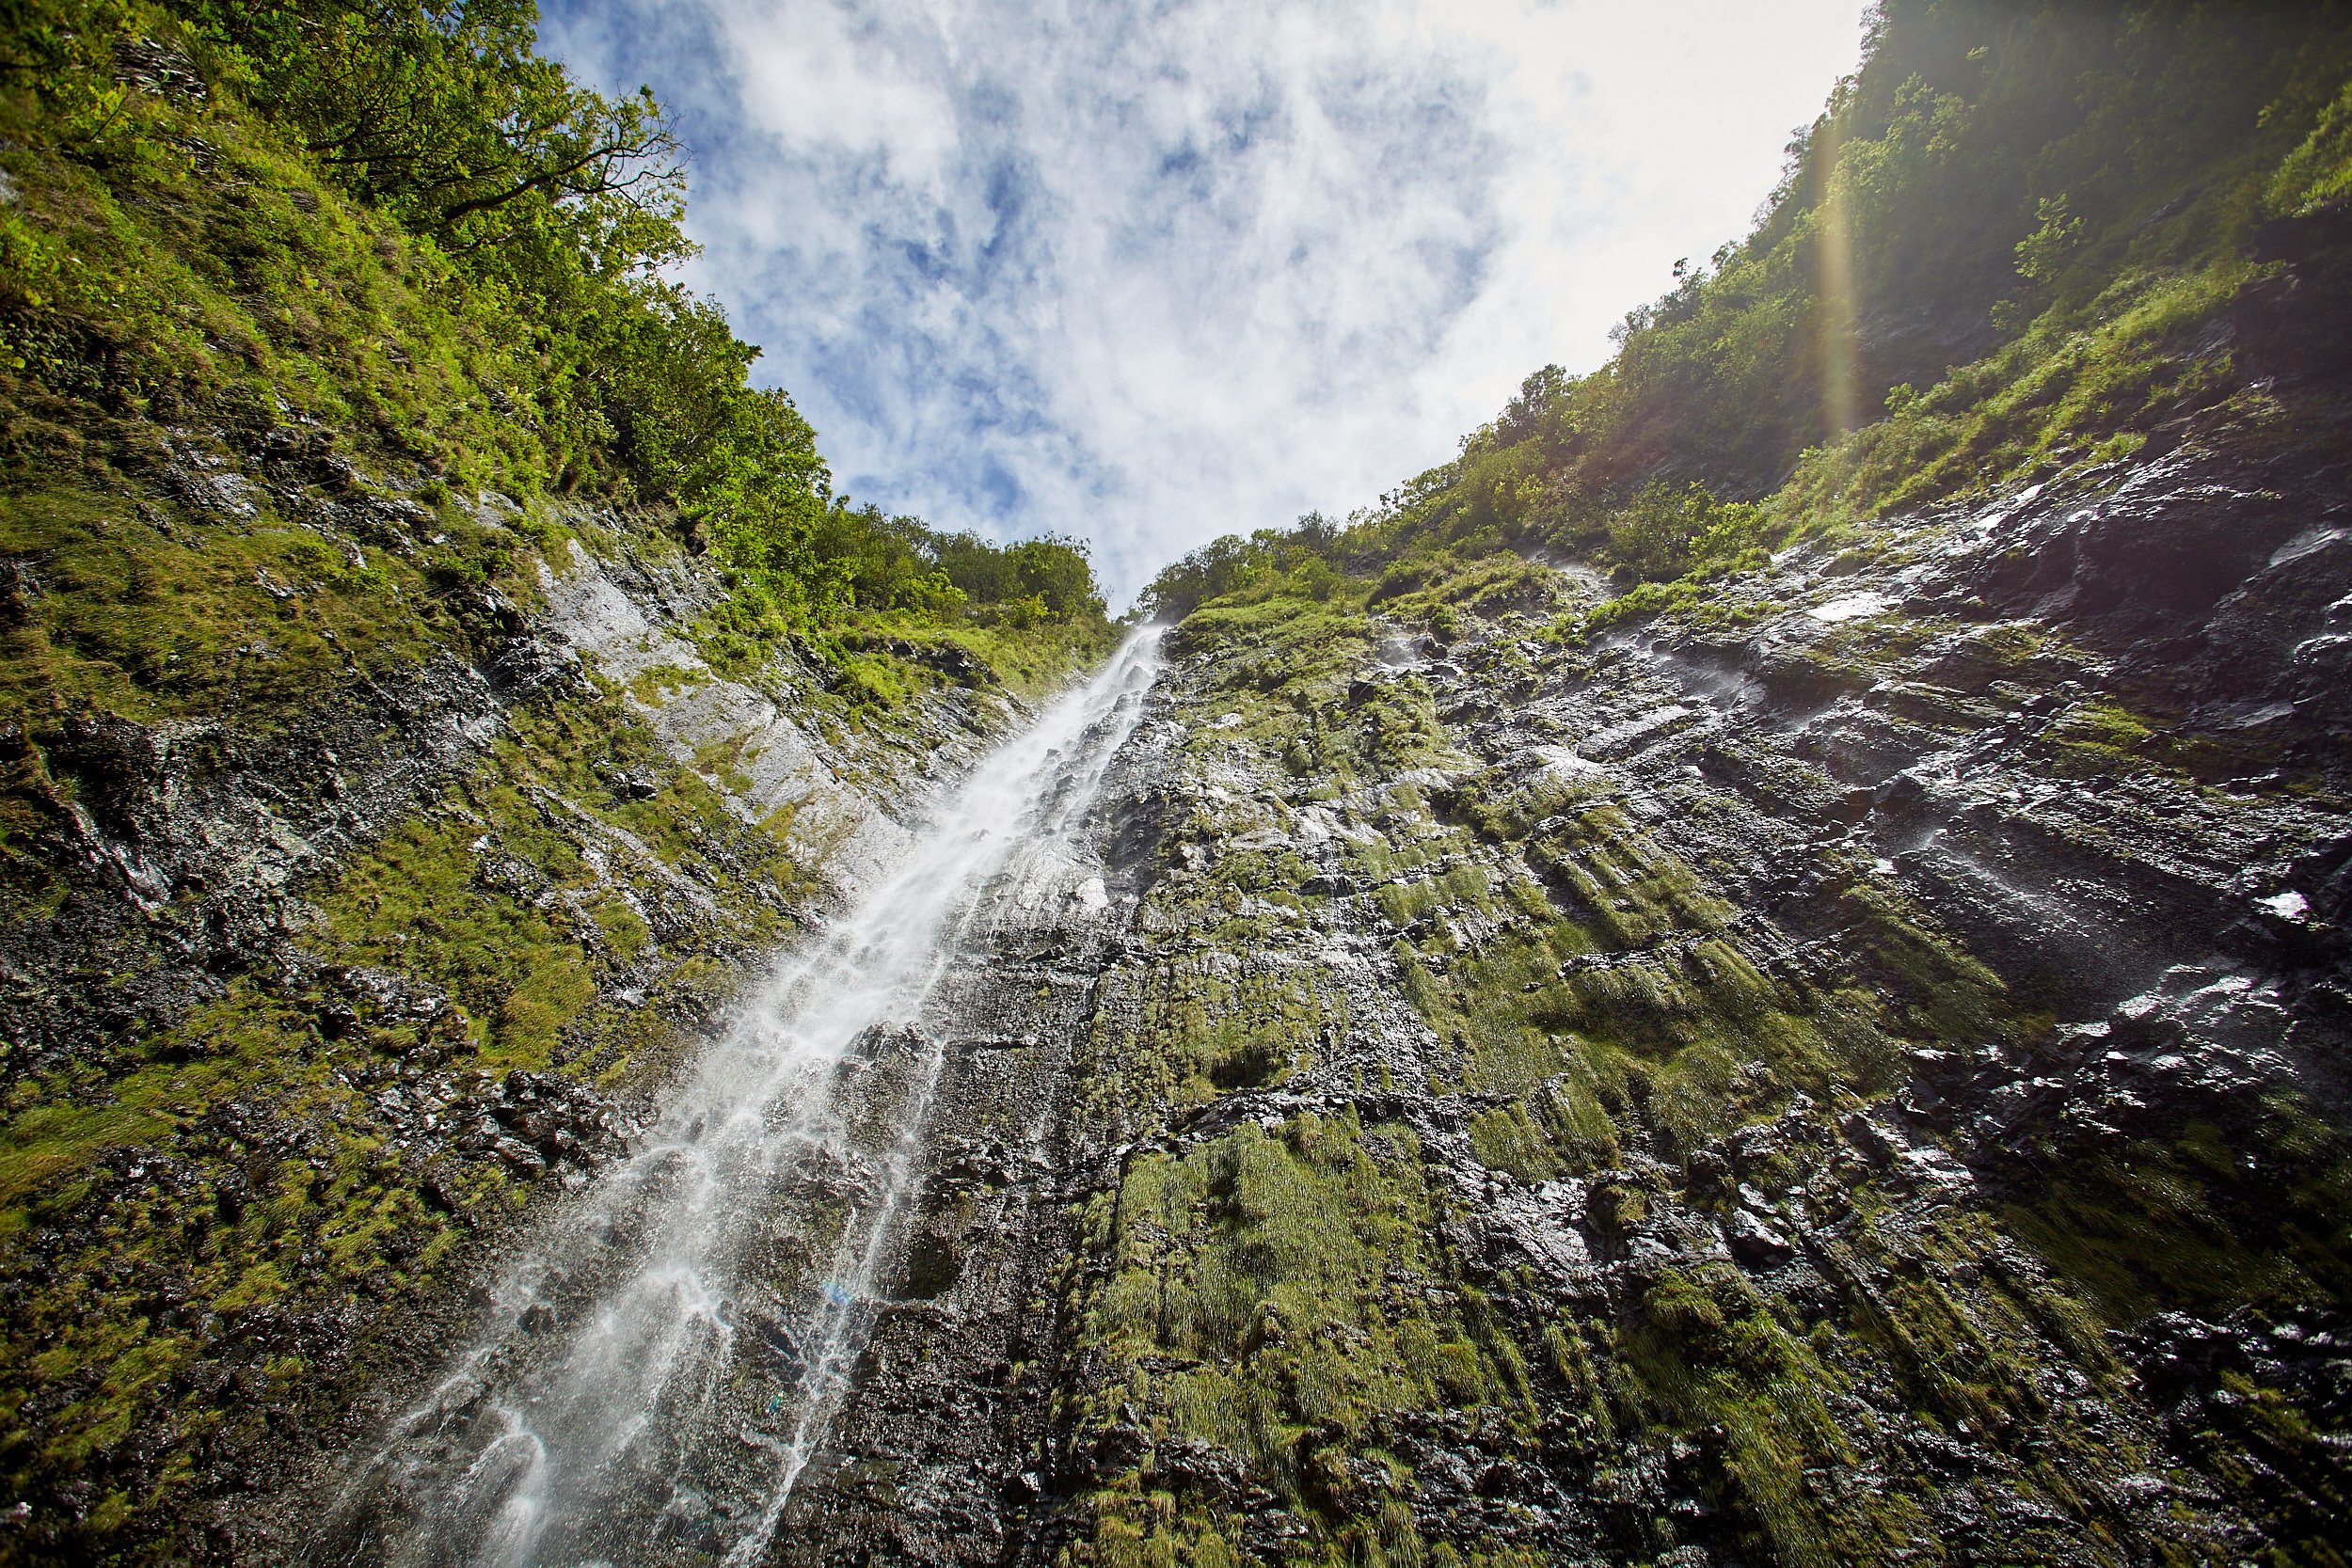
[7, 10, 2351, 1562]
[0, 494, 1080, 1563]
[757, 436, 2351, 1567]
[9, 377, 2347, 1568]
[12, 400, 2346, 1568]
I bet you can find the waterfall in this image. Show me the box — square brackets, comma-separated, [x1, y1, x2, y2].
[326, 630, 1164, 1567]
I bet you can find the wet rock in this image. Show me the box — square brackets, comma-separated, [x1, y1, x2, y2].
[1240, 1506, 1313, 1557]
[919, 436, 2352, 1568]
[1149, 1436, 1250, 1497]
[849, 634, 988, 687]
[1724, 1209, 1796, 1267]
[33, 413, 2346, 1568]
[114, 36, 207, 102]
[597, 762, 661, 799]
[1839, 1114, 1900, 1166]
[0, 560, 39, 625]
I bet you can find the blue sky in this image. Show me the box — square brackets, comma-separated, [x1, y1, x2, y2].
[539, 0, 1870, 604]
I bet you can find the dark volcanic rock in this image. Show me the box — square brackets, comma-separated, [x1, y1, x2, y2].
[710, 434, 2352, 1567]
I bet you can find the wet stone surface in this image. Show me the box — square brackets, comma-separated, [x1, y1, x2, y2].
[0, 513, 1045, 1565]
[12, 434, 2351, 1566]
[767, 441, 2352, 1566]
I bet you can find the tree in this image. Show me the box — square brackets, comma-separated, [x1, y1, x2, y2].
[186, 0, 687, 290]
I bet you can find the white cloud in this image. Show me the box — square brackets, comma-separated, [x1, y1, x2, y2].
[540, 0, 1867, 604]
[719, 3, 957, 181]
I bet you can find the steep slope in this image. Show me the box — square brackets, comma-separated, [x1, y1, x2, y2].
[556, 416, 2352, 1568]
[716, 434, 2349, 1568]
[1041, 442, 2351, 1566]
[299, 637, 1164, 1568]
[945, 5, 2352, 1564]
[10, 2, 2352, 1566]
[0, 8, 1116, 1564]
[3, 524, 1072, 1562]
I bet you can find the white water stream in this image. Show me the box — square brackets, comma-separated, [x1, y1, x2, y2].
[331, 630, 1163, 1567]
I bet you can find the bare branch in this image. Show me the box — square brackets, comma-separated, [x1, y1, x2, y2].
[435, 129, 678, 226]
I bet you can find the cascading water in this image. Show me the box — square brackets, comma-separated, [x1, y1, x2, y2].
[325, 630, 1164, 1567]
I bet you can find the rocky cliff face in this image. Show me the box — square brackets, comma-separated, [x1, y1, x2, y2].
[15, 432, 2350, 1568]
[738, 429, 2350, 1566]
[0, 492, 1063, 1563]
[8, 7, 2350, 1564]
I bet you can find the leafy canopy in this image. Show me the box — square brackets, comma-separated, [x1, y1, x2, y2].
[0, 0, 1110, 642]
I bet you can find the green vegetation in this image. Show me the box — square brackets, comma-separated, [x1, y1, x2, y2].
[0, 640, 824, 1559]
[0, 0, 1112, 705]
[1146, 0, 2352, 614]
[1065, 637, 2262, 1560]
[0, 2, 1116, 1558]
[1108, 13, 2352, 1563]
[1060, 597, 2188, 1561]
[2270, 79, 2352, 218]
[1069, 1106, 1546, 1568]
[7, 0, 2351, 1560]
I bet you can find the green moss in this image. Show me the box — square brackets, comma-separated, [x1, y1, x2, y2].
[1468, 1102, 1562, 1181]
[1073, 1115, 1541, 1560]
[2268, 79, 2352, 220]
[1076, 952, 1343, 1135]
[0, 485, 515, 728]
[0, 648, 838, 1548]
[2002, 1105, 2352, 1325]
[1169, 594, 1381, 758]
[2052, 696, 2156, 757]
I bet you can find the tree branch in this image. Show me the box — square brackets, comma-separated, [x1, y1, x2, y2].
[434, 130, 675, 226]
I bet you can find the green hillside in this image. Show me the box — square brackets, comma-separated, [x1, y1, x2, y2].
[0, 4, 1111, 1559]
[1148, 0, 2352, 619]
[0, 0, 1113, 731]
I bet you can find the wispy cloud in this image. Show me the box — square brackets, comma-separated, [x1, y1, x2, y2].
[540, 0, 1867, 603]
